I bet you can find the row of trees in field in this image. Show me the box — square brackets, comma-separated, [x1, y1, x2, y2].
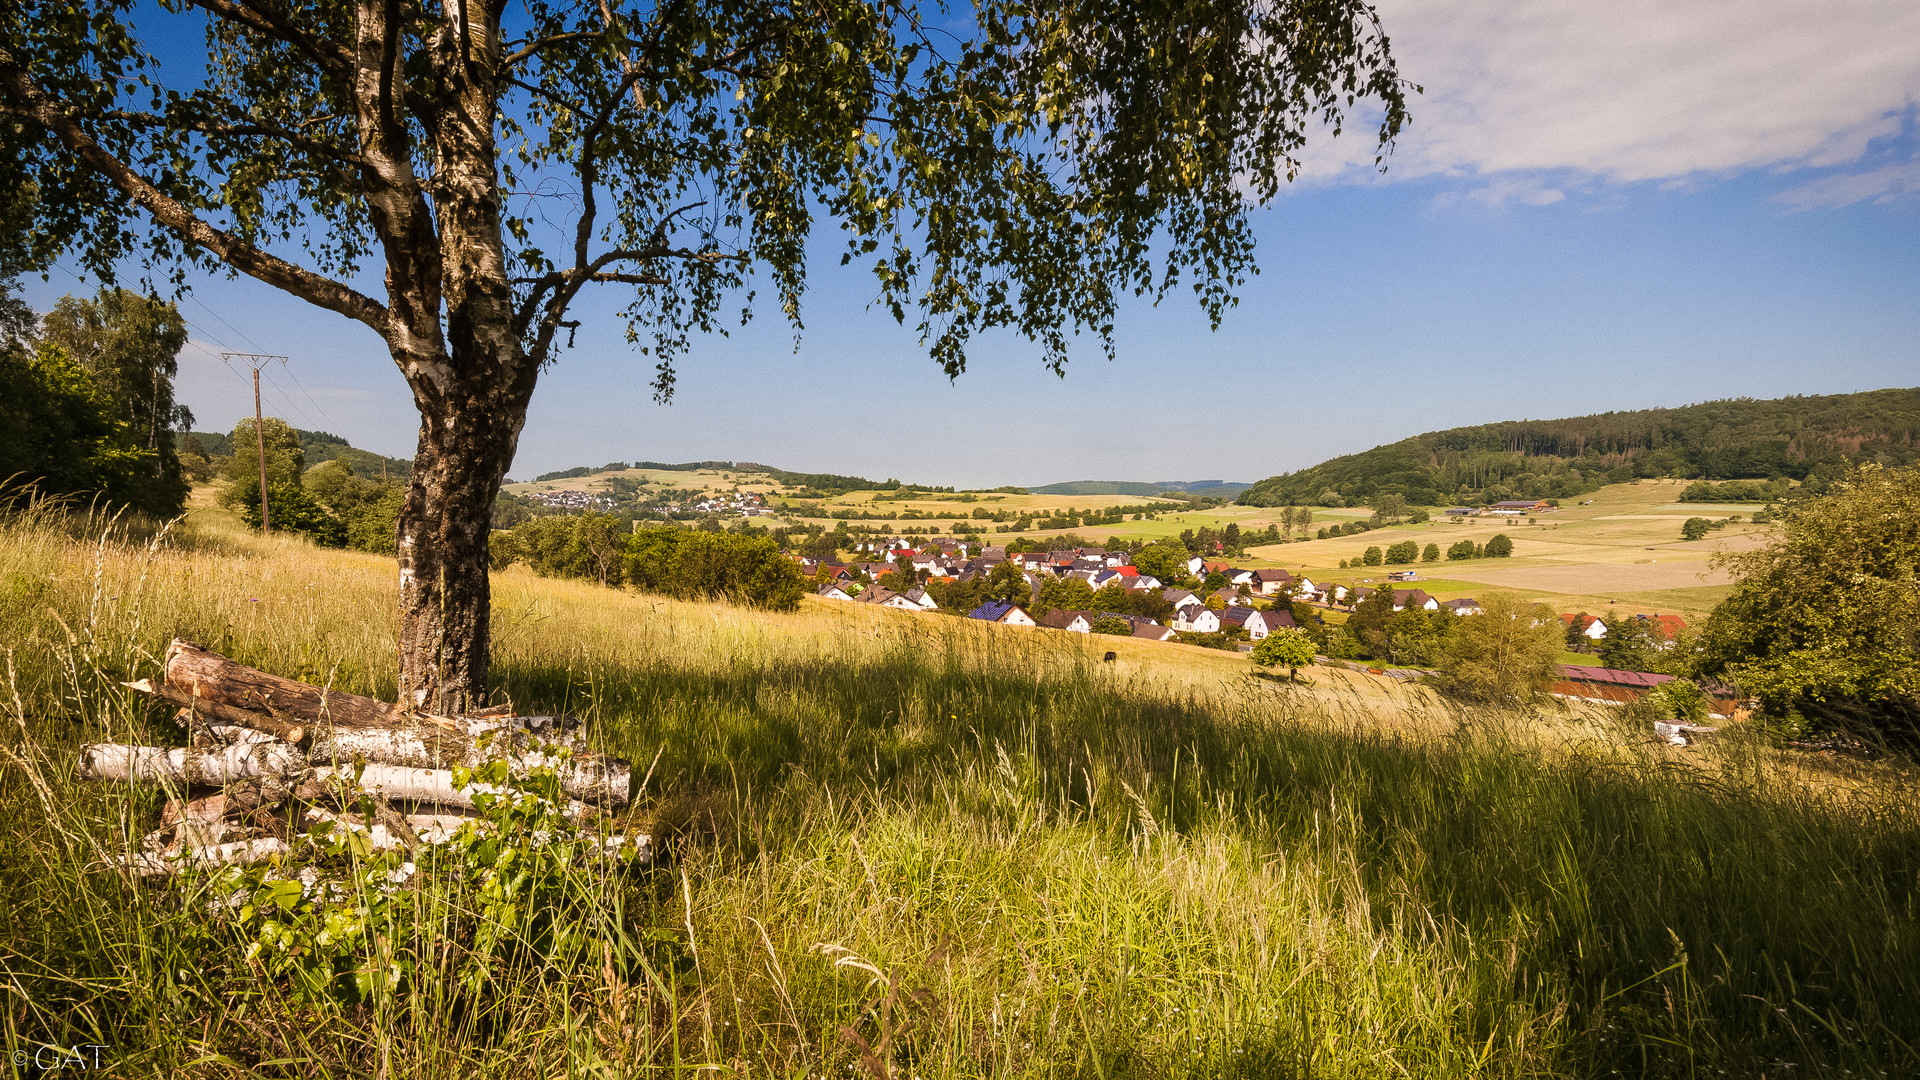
[1338, 534, 1512, 569]
[492, 516, 804, 612]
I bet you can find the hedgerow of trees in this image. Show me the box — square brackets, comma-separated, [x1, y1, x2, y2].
[492, 516, 803, 612]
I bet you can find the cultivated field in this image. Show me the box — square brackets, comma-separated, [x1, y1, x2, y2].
[1240, 480, 1771, 621]
[1, 500, 1915, 1077]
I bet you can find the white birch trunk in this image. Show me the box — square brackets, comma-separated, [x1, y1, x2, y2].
[80, 742, 306, 786]
[121, 837, 292, 877]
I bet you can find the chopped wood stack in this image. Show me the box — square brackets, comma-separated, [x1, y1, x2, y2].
[85, 639, 640, 876]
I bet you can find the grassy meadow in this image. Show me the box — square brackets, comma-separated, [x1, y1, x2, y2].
[2, 500, 1916, 1078]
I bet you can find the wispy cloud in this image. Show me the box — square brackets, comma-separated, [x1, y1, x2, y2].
[1302, 0, 1920, 203]
[1774, 157, 1920, 210]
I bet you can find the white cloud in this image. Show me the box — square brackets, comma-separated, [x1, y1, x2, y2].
[1303, 0, 1920, 197]
[1773, 156, 1920, 209]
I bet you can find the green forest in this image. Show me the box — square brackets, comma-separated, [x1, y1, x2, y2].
[1240, 388, 1920, 507]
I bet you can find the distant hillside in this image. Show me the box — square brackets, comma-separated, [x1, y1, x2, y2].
[1239, 388, 1920, 508]
[1030, 479, 1251, 498]
[526, 460, 917, 497]
[181, 428, 412, 479]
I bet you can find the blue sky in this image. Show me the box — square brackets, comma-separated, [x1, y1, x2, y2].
[21, 0, 1920, 488]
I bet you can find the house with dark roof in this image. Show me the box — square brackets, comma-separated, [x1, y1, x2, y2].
[1249, 568, 1295, 596]
[1441, 598, 1482, 616]
[968, 601, 1036, 626]
[1132, 622, 1177, 641]
[1396, 589, 1440, 612]
[1246, 608, 1296, 638]
[1216, 606, 1254, 630]
[816, 583, 854, 602]
[1038, 609, 1093, 633]
[857, 587, 925, 612]
[1171, 605, 1219, 633]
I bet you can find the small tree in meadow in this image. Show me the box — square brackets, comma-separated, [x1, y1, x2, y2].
[1422, 543, 1441, 563]
[1251, 627, 1317, 681]
[1362, 546, 1384, 566]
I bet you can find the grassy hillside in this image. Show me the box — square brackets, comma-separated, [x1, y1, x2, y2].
[2, 498, 1917, 1076]
[1030, 480, 1252, 499]
[1240, 386, 1920, 508]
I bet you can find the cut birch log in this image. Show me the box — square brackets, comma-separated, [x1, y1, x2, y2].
[163, 638, 422, 729]
[306, 763, 611, 814]
[122, 837, 292, 877]
[304, 728, 624, 803]
[303, 805, 477, 848]
[125, 677, 305, 744]
[80, 742, 306, 786]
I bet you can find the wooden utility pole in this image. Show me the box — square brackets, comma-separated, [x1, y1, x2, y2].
[223, 354, 288, 532]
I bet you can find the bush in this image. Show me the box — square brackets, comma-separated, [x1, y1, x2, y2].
[1433, 595, 1562, 705]
[1680, 517, 1726, 541]
[1361, 545, 1383, 566]
[1089, 615, 1133, 635]
[236, 482, 344, 545]
[624, 526, 805, 610]
[1385, 540, 1419, 564]
[1446, 539, 1476, 561]
[1651, 678, 1712, 723]
[1422, 543, 1440, 562]
[1483, 533, 1514, 558]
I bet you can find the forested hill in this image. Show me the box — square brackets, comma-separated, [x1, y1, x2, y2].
[182, 428, 412, 478]
[1238, 388, 1920, 508]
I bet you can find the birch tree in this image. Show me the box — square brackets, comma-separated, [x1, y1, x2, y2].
[2, 0, 1410, 710]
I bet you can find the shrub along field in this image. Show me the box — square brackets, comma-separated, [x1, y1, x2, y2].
[1, 501, 1916, 1078]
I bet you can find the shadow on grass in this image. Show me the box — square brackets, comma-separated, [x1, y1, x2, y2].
[493, 632, 1920, 1077]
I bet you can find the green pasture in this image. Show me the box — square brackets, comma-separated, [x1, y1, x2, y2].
[1, 505, 1915, 1077]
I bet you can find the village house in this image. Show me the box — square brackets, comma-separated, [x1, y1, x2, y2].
[1441, 598, 1483, 616]
[1241, 607, 1296, 639]
[968, 601, 1036, 626]
[1488, 499, 1552, 515]
[1216, 606, 1256, 633]
[1038, 609, 1094, 633]
[1561, 613, 1608, 640]
[1132, 623, 1177, 641]
[816, 583, 854, 602]
[856, 587, 925, 612]
[1172, 605, 1221, 633]
[1249, 568, 1294, 596]
[903, 587, 939, 611]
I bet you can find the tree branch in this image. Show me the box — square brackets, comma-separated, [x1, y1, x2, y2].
[185, 0, 353, 74]
[93, 108, 369, 167]
[499, 31, 602, 70]
[0, 52, 389, 333]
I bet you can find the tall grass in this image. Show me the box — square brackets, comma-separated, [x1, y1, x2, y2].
[1, 501, 1916, 1077]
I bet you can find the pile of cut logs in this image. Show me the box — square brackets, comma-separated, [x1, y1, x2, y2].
[83, 638, 641, 876]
